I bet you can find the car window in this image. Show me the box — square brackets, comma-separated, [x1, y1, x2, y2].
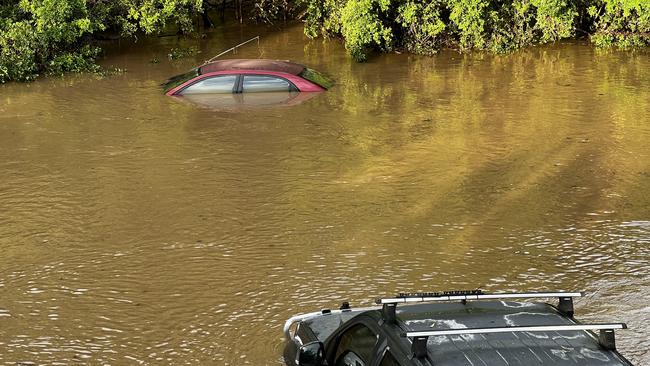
[334, 324, 377, 366]
[181, 74, 237, 94]
[242, 75, 294, 92]
[335, 351, 365, 366]
[379, 351, 400, 366]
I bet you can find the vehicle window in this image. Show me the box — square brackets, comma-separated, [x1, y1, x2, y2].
[334, 324, 377, 366]
[335, 351, 365, 366]
[163, 68, 199, 93]
[242, 75, 294, 92]
[379, 351, 400, 366]
[181, 75, 237, 94]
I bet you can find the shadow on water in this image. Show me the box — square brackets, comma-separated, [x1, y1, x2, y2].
[0, 23, 649, 365]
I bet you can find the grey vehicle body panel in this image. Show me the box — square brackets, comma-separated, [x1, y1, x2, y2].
[302, 310, 364, 342]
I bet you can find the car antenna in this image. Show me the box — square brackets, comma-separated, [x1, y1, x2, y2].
[162, 36, 261, 87]
[202, 35, 260, 65]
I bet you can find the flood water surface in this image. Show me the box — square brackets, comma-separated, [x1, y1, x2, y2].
[0, 24, 649, 365]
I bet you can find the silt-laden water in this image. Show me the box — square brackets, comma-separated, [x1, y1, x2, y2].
[0, 23, 649, 365]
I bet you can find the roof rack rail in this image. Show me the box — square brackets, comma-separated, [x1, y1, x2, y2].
[376, 291, 583, 323]
[376, 291, 583, 304]
[402, 323, 627, 358]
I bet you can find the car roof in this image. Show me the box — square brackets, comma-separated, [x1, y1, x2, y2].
[392, 301, 632, 366]
[198, 59, 306, 76]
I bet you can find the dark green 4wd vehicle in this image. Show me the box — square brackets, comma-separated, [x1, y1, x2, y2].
[283, 291, 633, 366]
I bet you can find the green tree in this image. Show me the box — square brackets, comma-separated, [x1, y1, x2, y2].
[302, 0, 649, 60]
[590, 0, 650, 47]
[1, 0, 649, 82]
[397, 1, 446, 54]
[1, 0, 98, 82]
[0, 0, 207, 82]
[121, 0, 203, 35]
[339, 0, 394, 61]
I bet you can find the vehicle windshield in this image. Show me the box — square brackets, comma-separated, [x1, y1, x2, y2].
[162, 68, 200, 93]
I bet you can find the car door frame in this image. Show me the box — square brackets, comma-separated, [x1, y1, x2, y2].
[371, 335, 412, 366]
[324, 314, 387, 366]
[236, 73, 299, 93]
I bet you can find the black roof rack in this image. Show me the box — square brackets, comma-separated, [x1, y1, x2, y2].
[402, 323, 628, 358]
[377, 291, 583, 324]
[376, 291, 583, 304]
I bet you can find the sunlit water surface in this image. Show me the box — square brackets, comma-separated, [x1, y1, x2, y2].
[0, 23, 649, 365]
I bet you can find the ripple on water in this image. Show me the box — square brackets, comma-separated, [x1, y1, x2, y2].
[1, 32, 649, 365]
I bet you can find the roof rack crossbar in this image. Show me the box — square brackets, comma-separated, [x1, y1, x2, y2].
[401, 323, 627, 351]
[377, 291, 583, 304]
[401, 323, 626, 337]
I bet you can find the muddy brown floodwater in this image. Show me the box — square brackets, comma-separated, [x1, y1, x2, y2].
[0, 23, 649, 365]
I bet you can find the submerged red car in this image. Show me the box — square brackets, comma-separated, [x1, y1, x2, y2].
[164, 59, 332, 96]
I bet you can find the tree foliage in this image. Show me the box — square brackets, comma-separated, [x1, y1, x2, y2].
[590, 0, 650, 47]
[303, 0, 650, 61]
[0, 0, 210, 82]
[397, 1, 446, 55]
[1, 0, 98, 82]
[0, 0, 648, 82]
[120, 0, 203, 35]
[339, 0, 394, 61]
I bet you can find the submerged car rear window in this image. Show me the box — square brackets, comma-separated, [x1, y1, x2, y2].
[299, 68, 334, 89]
[162, 68, 200, 93]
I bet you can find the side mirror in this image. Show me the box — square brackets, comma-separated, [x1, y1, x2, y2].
[296, 341, 324, 366]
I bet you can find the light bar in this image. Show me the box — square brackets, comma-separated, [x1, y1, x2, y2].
[402, 323, 627, 338]
[377, 292, 583, 304]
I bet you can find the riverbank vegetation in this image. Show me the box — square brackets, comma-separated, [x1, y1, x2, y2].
[304, 0, 650, 60]
[1, 0, 648, 82]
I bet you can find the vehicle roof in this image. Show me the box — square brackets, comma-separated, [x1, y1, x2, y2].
[393, 301, 632, 366]
[198, 59, 306, 76]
